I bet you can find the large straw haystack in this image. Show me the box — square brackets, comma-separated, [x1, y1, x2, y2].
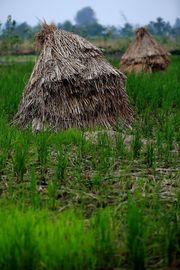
[120, 27, 170, 73]
[13, 24, 133, 131]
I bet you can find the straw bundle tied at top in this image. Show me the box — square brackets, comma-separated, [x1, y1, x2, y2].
[120, 27, 170, 73]
[13, 23, 133, 131]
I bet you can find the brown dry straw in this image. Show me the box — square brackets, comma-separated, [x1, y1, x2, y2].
[120, 27, 170, 73]
[13, 23, 133, 132]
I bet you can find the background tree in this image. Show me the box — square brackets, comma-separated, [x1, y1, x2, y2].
[1, 15, 22, 54]
[121, 23, 134, 37]
[74, 7, 105, 37]
[174, 18, 180, 28]
[83, 22, 104, 36]
[0, 22, 2, 35]
[58, 20, 75, 32]
[103, 25, 121, 39]
[173, 18, 180, 36]
[15, 22, 32, 39]
[147, 17, 172, 36]
[75, 6, 97, 26]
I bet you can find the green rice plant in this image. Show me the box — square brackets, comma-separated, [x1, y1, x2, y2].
[51, 128, 83, 147]
[91, 208, 117, 269]
[48, 178, 58, 210]
[74, 142, 83, 181]
[0, 63, 33, 118]
[173, 113, 180, 144]
[115, 131, 126, 159]
[145, 142, 155, 168]
[0, 151, 8, 176]
[164, 121, 174, 150]
[30, 169, 40, 209]
[84, 172, 108, 191]
[96, 131, 112, 173]
[160, 203, 180, 267]
[131, 129, 142, 159]
[90, 173, 103, 189]
[163, 143, 171, 164]
[13, 140, 29, 182]
[0, 125, 12, 150]
[127, 197, 146, 270]
[156, 111, 167, 131]
[56, 147, 68, 183]
[0, 207, 119, 270]
[41, 209, 96, 270]
[36, 132, 49, 167]
[141, 109, 154, 137]
[35, 132, 49, 183]
[0, 126, 12, 175]
[0, 208, 41, 270]
[156, 128, 163, 159]
[7, 176, 15, 199]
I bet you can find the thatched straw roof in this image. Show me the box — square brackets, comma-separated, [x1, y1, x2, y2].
[13, 24, 133, 132]
[120, 27, 170, 73]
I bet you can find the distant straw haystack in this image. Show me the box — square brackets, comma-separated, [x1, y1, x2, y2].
[13, 23, 133, 131]
[120, 27, 170, 73]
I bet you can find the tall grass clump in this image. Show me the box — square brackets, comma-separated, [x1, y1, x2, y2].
[0, 208, 40, 270]
[131, 129, 142, 159]
[56, 147, 68, 182]
[36, 132, 49, 167]
[159, 196, 180, 268]
[115, 131, 126, 159]
[0, 207, 118, 270]
[92, 208, 117, 269]
[164, 120, 174, 150]
[127, 197, 146, 270]
[0, 132, 12, 175]
[156, 128, 163, 159]
[96, 131, 112, 173]
[0, 124, 12, 175]
[145, 142, 155, 168]
[12, 137, 29, 182]
[30, 169, 40, 209]
[35, 132, 50, 182]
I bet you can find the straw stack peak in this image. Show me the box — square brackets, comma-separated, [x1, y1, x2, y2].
[120, 27, 170, 73]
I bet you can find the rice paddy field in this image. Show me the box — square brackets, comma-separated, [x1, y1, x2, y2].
[0, 56, 179, 270]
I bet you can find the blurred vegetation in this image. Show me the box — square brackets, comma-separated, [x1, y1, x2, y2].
[0, 9, 180, 56]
